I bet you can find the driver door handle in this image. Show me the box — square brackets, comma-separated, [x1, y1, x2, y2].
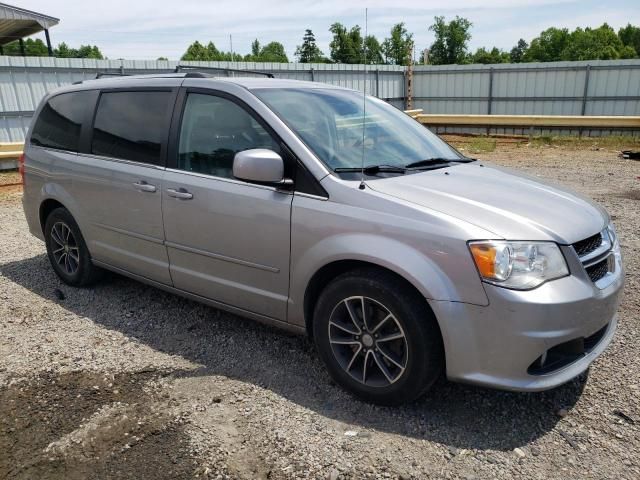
[166, 188, 193, 200]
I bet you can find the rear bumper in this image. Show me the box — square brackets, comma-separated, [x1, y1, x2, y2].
[430, 246, 624, 392]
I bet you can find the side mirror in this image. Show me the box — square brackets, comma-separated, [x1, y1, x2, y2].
[233, 149, 291, 186]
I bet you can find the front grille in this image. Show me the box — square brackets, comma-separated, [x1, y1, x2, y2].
[572, 233, 602, 257]
[586, 258, 609, 282]
[572, 230, 614, 285]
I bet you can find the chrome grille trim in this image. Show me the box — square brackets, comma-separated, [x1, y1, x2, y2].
[573, 229, 615, 287]
[574, 231, 611, 264]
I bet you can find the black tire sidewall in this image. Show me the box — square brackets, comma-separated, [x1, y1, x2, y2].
[44, 208, 96, 287]
[313, 270, 443, 405]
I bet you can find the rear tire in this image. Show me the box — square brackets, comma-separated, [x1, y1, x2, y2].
[313, 268, 444, 406]
[44, 207, 103, 287]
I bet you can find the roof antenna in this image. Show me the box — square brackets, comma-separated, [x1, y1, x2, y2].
[229, 34, 234, 75]
[359, 7, 368, 191]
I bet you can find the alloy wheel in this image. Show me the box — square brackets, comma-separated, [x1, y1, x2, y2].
[50, 221, 80, 275]
[328, 296, 408, 387]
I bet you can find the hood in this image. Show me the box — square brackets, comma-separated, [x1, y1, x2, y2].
[367, 162, 607, 244]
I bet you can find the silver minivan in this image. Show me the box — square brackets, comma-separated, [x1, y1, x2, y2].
[21, 73, 624, 405]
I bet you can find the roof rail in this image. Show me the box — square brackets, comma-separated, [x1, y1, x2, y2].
[95, 72, 131, 79]
[174, 65, 274, 78]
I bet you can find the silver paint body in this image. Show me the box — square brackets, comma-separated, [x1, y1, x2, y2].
[232, 148, 285, 183]
[22, 75, 624, 392]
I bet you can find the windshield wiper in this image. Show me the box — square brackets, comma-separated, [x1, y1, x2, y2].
[334, 165, 406, 174]
[405, 157, 475, 169]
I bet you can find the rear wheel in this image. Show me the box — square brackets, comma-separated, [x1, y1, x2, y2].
[44, 207, 103, 287]
[313, 268, 444, 405]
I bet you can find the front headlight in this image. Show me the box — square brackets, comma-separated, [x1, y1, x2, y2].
[468, 241, 569, 290]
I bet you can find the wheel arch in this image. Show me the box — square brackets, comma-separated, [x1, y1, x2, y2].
[39, 198, 67, 233]
[303, 259, 441, 340]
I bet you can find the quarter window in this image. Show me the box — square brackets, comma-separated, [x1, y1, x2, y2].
[178, 93, 280, 178]
[30, 91, 91, 152]
[91, 91, 173, 165]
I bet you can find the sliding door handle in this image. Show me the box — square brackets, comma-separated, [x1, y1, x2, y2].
[133, 181, 156, 192]
[167, 188, 193, 200]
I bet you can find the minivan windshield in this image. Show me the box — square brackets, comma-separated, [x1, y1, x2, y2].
[254, 88, 463, 174]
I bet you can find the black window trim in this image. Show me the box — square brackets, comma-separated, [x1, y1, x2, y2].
[86, 86, 179, 168]
[168, 87, 328, 198]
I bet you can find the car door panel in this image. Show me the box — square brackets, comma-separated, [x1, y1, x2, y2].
[73, 87, 178, 284]
[162, 89, 293, 320]
[77, 156, 171, 284]
[163, 173, 292, 319]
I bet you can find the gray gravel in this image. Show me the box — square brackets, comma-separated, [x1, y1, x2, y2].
[1, 142, 639, 479]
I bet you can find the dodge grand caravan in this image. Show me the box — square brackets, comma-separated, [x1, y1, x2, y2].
[22, 73, 624, 405]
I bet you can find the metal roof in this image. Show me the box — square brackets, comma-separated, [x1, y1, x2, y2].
[0, 3, 59, 46]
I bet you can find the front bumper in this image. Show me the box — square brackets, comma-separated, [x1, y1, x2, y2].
[430, 244, 624, 392]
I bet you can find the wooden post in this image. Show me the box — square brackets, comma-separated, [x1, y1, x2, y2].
[405, 41, 414, 110]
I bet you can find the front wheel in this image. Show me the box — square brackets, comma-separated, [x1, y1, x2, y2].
[313, 269, 444, 406]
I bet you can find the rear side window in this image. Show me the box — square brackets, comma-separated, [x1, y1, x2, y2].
[91, 91, 173, 165]
[30, 91, 91, 152]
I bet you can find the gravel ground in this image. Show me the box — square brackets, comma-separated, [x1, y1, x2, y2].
[1, 142, 639, 479]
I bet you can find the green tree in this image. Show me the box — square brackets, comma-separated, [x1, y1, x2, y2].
[251, 39, 261, 58]
[382, 22, 413, 65]
[258, 41, 289, 62]
[561, 24, 624, 60]
[53, 42, 73, 57]
[364, 35, 384, 64]
[470, 47, 510, 64]
[52, 42, 103, 59]
[295, 29, 326, 63]
[618, 24, 640, 57]
[523, 27, 570, 62]
[428, 16, 473, 64]
[509, 38, 528, 63]
[3, 38, 49, 56]
[181, 40, 209, 60]
[205, 41, 222, 60]
[157, 56, 168, 61]
[619, 45, 638, 59]
[329, 22, 364, 63]
[76, 45, 104, 59]
[181, 41, 242, 61]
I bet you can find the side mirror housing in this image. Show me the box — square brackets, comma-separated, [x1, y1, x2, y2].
[233, 149, 289, 185]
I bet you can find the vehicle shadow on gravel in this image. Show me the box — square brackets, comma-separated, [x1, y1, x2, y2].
[2, 254, 586, 452]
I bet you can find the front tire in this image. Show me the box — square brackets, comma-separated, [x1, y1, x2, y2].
[44, 207, 103, 287]
[313, 269, 444, 406]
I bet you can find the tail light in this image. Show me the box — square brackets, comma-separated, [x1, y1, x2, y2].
[18, 153, 25, 185]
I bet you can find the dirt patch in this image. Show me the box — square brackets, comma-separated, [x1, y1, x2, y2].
[616, 189, 640, 201]
[0, 170, 20, 186]
[0, 370, 197, 480]
[0, 184, 22, 201]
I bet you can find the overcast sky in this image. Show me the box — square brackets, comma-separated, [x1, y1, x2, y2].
[19, 0, 640, 61]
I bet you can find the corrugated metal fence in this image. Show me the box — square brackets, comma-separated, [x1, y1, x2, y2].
[0, 56, 639, 141]
[0, 56, 405, 142]
[413, 60, 640, 136]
